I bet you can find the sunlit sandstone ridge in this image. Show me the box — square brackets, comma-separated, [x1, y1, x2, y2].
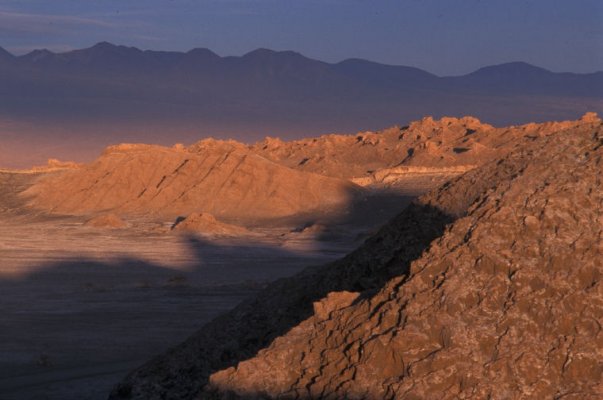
[23, 113, 599, 223]
[22, 140, 358, 222]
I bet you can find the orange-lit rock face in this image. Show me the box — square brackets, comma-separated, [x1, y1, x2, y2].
[252, 113, 601, 179]
[22, 114, 600, 223]
[23, 142, 358, 221]
[207, 124, 603, 399]
[84, 213, 128, 229]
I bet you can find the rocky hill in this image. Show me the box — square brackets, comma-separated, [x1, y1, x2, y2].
[22, 114, 600, 223]
[253, 113, 599, 181]
[109, 118, 602, 399]
[23, 140, 358, 222]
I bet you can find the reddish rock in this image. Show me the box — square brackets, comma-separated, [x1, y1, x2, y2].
[84, 213, 128, 229]
[208, 123, 603, 399]
[252, 113, 600, 180]
[24, 141, 358, 222]
[171, 212, 253, 237]
[110, 117, 603, 400]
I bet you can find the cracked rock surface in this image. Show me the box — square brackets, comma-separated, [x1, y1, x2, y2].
[208, 124, 603, 399]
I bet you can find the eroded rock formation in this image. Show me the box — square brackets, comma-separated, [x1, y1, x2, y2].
[22, 114, 600, 224]
[171, 212, 253, 237]
[253, 113, 599, 182]
[23, 142, 358, 222]
[84, 213, 128, 229]
[209, 122, 603, 399]
[110, 118, 602, 399]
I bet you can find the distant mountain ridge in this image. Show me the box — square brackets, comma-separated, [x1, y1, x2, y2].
[3, 42, 601, 78]
[0, 42, 601, 168]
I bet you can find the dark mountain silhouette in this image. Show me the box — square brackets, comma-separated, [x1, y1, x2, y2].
[0, 42, 601, 167]
[0, 46, 15, 62]
[447, 61, 603, 97]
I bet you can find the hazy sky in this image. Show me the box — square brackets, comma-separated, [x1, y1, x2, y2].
[0, 0, 601, 75]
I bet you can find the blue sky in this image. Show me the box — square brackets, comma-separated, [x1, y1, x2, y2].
[0, 0, 601, 75]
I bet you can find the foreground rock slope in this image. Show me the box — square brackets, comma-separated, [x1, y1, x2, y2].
[110, 117, 602, 399]
[208, 122, 603, 399]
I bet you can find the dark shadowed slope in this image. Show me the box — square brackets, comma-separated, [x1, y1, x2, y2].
[110, 118, 602, 399]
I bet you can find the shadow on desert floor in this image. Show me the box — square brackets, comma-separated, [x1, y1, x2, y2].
[0, 233, 351, 400]
[0, 183, 417, 400]
[109, 203, 454, 400]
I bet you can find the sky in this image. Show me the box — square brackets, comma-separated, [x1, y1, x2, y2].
[0, 0, 601, 76]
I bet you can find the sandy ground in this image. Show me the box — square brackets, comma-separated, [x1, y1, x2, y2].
[0, 172, 425, 400]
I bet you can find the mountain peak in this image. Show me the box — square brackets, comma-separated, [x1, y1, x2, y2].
[86, 41, 142, 55]
[0, 46, 15, 63]
[242, 48, 306, 60]
[186, 48, 220, 59]
[92, 41, 117, 49]
[471, 61, 551, 76]
[19, 49, 55, 63]
[243, 48, 277, 58]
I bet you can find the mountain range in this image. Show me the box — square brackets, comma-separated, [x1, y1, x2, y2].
[0, 42, 602, 167]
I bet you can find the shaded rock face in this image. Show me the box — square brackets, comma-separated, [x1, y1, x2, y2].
[110, 120, 602, 399]
[208, 126, 603, 398]
[23, 143, 357, 222]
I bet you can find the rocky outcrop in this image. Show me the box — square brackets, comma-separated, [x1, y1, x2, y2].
[23, 142, 359, 222]
[110, 118, 602, 399]
[22, 115, 601, 224]
[351, 165, 476, 188]
[84, 213, 128, 229]
[171, 212, 253, 237]
[208, 122, 603, 398]
[253, 113, 600, 181]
